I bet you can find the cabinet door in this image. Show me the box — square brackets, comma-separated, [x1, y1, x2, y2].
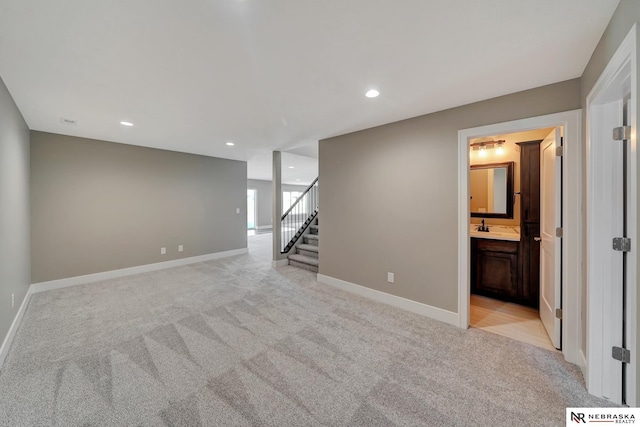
[519, 141, 541, 223]
[519, 222, 540, 307]
[475, 250, 518, 298]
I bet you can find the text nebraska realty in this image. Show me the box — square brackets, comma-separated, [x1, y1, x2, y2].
[587, 413, 635, 423]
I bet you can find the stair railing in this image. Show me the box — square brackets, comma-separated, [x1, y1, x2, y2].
[281, 177, 318, 253]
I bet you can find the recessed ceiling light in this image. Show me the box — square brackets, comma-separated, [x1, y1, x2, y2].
[288, 166, 295, 169]
[120, 121, 134, 127]
[226, 141, 235, 146]
[365, 89, 379, 98]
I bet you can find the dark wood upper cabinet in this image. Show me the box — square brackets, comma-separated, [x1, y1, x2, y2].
[517, 141, 541, 224]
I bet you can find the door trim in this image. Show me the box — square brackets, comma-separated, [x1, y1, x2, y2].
[458, 110, 582, 368]
[586, 23, 637, 406]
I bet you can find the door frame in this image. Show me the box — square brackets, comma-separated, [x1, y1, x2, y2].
[586, 23, 637, 406]
[457, 109, 582, 368]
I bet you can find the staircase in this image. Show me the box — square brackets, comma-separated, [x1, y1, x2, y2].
[287, 219, 319, 272]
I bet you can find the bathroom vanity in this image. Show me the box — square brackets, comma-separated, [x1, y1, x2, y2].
[470, 227, 524, 303]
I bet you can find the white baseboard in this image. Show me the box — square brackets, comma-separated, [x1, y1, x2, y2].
[272, 259, 289, 268]
[30, 248, 248, 294]
[580, 350, 588, 384]
[0, 289, 32, 370]
[256, 225, 272, 230]
[317, 274, 458, 326]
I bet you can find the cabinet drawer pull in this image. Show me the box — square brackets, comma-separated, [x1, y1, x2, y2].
[534, 237, 542, 242]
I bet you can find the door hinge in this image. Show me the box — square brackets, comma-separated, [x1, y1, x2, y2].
[612, 237, 631, 252]
[555, 308, 562, 319]
[556, 227, 563, 238]
[556, 146, 563, 157]
[613, 126, 632, 141]
[612, 346, 631, 364]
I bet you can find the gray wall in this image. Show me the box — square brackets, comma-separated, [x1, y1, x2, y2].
[0, 76, 30, 347]
[247, 179, 311, 229]
[579, 0, 640, 382]
[31, 132, 247, 283]
[319, 79, 581, 312]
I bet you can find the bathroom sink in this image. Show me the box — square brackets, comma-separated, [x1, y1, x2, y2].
[470, 225, 520, 241]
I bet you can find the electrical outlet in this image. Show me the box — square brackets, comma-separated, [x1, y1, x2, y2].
[387, 272, 394, 283]
[236, 208, 240, 214]
[11, 293, 14, 308]
[161, 247, 167, 255]
[178, 245, 183, 252]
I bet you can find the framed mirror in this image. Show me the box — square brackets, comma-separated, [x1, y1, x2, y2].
[470, 161, 514, 219]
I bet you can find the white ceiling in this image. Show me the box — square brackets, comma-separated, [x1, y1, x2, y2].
[281, 153, 318, 186]
[0, 0, 619, 181]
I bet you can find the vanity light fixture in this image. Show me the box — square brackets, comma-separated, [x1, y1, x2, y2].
[470, 139, 506, 153]
[496, 141, 505, 155]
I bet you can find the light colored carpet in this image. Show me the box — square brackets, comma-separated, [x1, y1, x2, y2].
[0, 233, 614, 426]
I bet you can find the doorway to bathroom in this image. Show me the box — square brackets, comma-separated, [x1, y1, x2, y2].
[467, 127, 559, 352]
[458, 110, 582, 369]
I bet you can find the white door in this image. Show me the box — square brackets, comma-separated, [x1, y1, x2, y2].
[540, 128, 562, 349]
[586, 25, 636, 405]
[589, 99, 625, 403]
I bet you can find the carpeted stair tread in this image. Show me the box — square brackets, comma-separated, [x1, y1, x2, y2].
[288, 254, 319, 266]
[304, 234, 319, 241]
[297, 244, 319, 253]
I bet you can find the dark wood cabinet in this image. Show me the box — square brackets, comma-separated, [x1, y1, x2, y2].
[519, 223, 540, 305]
[471, 238, 519, 300]
[517, 139, 542, 308]
[517, 141, 541, 224]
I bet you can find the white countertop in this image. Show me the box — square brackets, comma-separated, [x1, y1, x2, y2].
[470, 225, 520, 241]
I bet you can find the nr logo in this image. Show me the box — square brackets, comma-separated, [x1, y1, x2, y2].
[571, 412, 586, 423]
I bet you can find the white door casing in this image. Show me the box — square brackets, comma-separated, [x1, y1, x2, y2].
[458, 109, 582, 369]
[586, 23, 637, 406]
[588, 98, 625, 405]
[540, 129, 562, 349]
